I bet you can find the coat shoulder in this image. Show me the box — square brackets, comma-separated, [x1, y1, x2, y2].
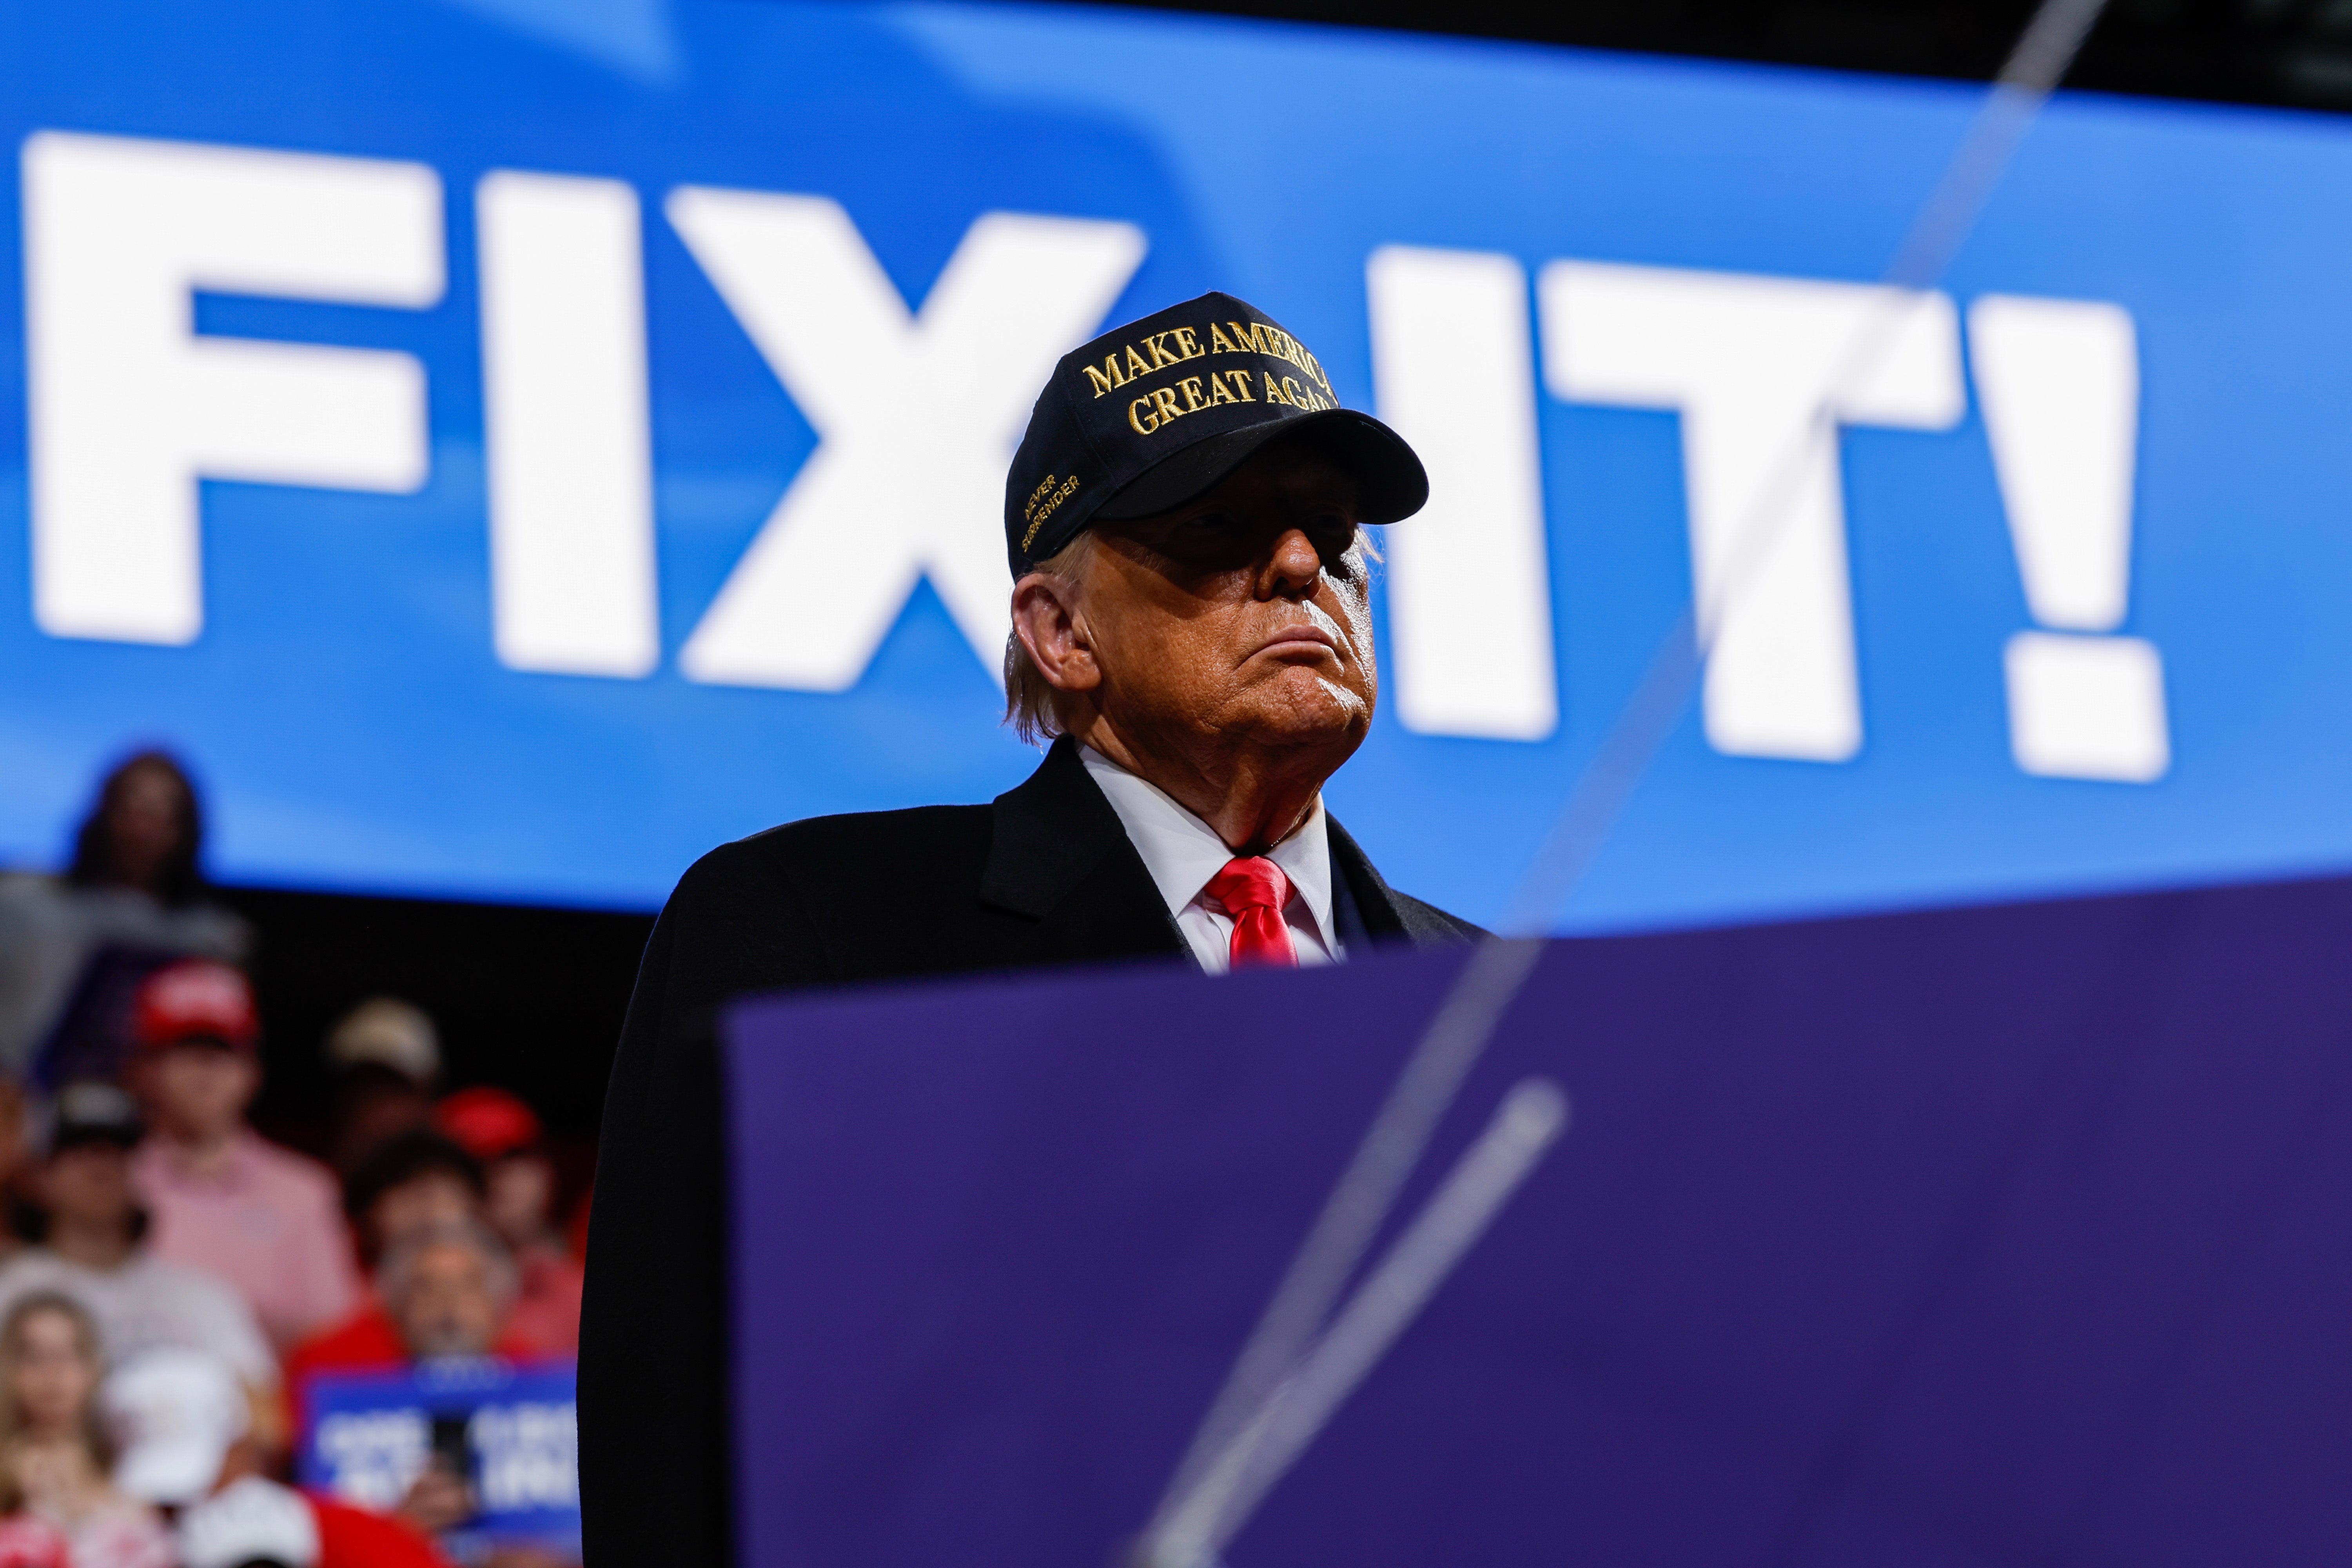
[1387, 889, 1487, 944]
[1323, 815, 1486, 946]
[656, 803, 1002, 994]
[672, 803, 994, 913]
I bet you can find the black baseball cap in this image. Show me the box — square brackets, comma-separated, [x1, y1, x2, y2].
[49, 1080, 142, 1152]
[1004, 292, 1428, 577]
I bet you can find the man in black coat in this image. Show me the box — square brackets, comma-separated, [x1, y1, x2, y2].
[579, 291, 1480, 1565]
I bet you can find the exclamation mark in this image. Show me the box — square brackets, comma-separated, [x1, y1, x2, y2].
[1968, 295, 2169, 783]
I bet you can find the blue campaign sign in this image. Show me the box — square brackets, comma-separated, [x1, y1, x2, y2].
[300, 1356, 580, 1555]
[1, 0, 2350, 930]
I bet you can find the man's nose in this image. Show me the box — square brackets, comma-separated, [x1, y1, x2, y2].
[1258, 527, 1325, 599]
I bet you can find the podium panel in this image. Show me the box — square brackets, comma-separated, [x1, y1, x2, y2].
[727, 878, 2352, 1568]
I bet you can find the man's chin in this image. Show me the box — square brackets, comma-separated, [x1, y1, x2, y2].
[1223, 678, 1372, 750]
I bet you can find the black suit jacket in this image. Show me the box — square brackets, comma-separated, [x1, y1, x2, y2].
[577, 738, 1479, 1566]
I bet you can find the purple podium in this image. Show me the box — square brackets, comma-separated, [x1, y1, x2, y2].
[726, 875, 2352, 1568]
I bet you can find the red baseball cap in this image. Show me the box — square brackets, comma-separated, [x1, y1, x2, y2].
[132, 960, 258, 1053]
[434, 1086, 542, 1162]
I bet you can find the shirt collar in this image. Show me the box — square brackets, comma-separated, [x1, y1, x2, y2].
[1078, 746, 1334, 943]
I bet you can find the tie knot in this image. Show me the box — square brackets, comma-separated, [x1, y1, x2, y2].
[1204, 856, 1290, 918]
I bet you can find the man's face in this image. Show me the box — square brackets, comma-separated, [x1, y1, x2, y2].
[368, 1171, 478, 1257]
[1077, 446, 1376, 760]
[393, 1241, 502, 1359]
[139, 1044, 256, 1144]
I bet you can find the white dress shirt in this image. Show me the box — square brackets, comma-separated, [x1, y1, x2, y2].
[1081, 746, 1342, 975]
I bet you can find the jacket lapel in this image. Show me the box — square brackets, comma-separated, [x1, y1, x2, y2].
[980, 738, 1191, 966]
[1328, 815, 1460, 945]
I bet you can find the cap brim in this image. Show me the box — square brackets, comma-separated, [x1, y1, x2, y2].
[1092, 409, 1428, 525]
[115, 1435, 229, 1505]
[53, 1128, 142, 1152]
[142, 1032, 252, 1055]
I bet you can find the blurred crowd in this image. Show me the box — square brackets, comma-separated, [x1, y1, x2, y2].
[0, 755, 589, 1568]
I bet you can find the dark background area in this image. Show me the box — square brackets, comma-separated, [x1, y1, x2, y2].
[1019, 0, 2352, 114]
[213, 0, 2352, 1163]
[218, 886, 651, 1174]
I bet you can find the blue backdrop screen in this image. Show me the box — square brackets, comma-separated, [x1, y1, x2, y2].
[2, 0, 2348, 931]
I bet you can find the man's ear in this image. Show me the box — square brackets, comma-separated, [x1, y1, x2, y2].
[1011, 573, 1101, 694]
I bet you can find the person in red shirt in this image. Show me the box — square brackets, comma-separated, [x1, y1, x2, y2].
[291, 1221, 541, 1553]
[285, 1134, 535, 1436]
[430, 1091, 580, 1356]
[230, 1220, 573, 1568]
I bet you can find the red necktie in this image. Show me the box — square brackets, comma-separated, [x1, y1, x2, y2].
[1203, 857, 1299, 970]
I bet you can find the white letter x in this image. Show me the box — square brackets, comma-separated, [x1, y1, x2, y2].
[666, 189, 1146, 690]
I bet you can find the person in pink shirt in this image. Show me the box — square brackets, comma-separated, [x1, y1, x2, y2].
[125, 961, 361, 1356]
